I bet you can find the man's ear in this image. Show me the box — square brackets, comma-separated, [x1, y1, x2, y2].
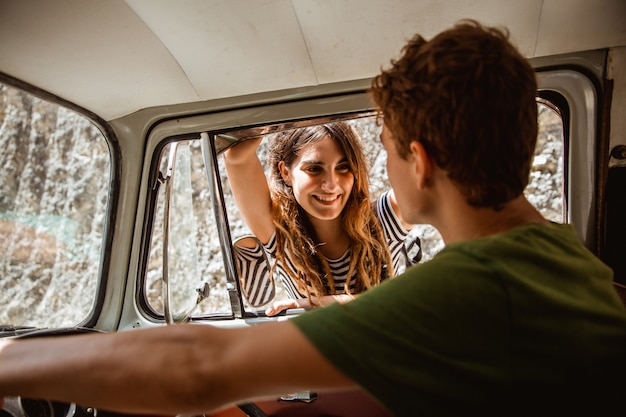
[409, 141, 433, 189]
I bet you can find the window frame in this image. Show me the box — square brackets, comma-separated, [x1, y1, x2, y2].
[135, 90, 375, 322]
[0, 74, 120, 328]
[535, 69, 601, 250]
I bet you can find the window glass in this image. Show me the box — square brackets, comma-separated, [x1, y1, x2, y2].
[527, 102, 564, 222]
[145, 100, 564, 318]
[0, 82, 111, 328]
[145, 140, 232, 318]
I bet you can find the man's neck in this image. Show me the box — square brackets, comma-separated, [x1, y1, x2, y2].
[436, 195, 548, 245]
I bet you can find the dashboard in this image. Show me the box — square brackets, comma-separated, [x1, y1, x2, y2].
[1, 397, 115, 417]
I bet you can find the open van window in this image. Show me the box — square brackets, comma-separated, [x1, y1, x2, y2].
[0, 82, 111, 328]
[142, 103, 564, 320]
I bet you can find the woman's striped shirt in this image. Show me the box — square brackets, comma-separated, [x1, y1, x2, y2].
[233, 190, 415, 307]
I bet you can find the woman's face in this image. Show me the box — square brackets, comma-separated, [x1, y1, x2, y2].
[279, 135, 354, 223]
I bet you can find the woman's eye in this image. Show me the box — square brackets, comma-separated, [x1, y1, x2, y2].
[336, 165, 350, 173]
[304, 165, 322, 173]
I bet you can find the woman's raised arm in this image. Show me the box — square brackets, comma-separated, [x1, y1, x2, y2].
[223, 137, 275, 244]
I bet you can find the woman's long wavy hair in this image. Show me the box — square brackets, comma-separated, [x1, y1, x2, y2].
[267, 121, 393, 303]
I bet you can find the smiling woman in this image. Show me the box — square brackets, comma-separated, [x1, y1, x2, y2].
[224, 121, 409, 316]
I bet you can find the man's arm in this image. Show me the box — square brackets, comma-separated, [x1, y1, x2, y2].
[0, 321, 354, 415]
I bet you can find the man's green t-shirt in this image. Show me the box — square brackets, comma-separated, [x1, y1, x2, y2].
[291, 223, 626, 416]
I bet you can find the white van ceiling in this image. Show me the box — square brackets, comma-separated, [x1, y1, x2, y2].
[1, 0, 625, 121]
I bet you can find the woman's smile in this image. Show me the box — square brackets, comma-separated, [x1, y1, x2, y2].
[280, 135, 354, 222]
[313, 194, 342, 203]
